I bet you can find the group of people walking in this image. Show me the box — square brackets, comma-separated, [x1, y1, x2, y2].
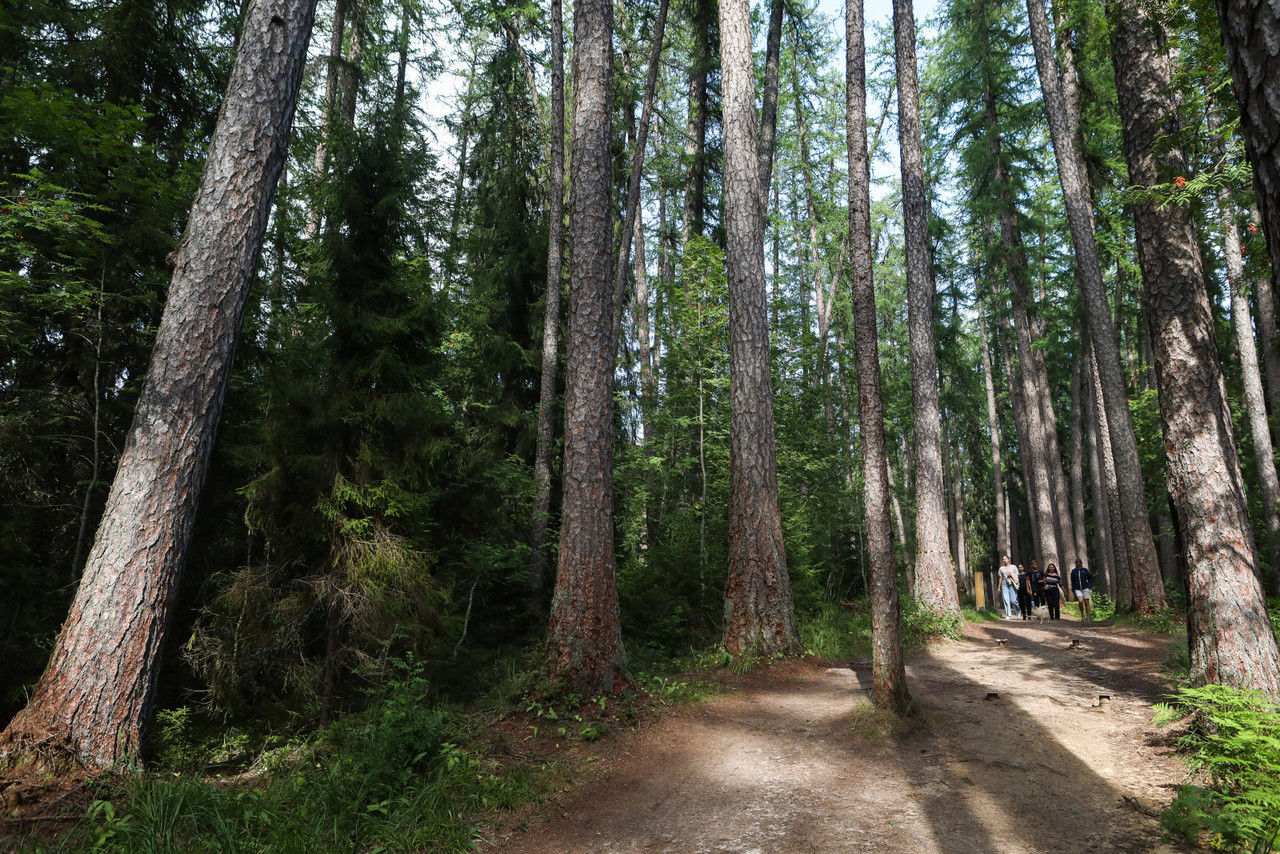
[996, 556, 1094, 621]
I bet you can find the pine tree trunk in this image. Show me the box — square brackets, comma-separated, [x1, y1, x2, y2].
[1084, 345, 1117, 595]
[1069, 355, 1089, 573]
[720, 0, 799, 655]
[893, 0, 959, 616]
[1217, 0, 1280, 389]
[1089, 334, 1128, 602]
[758, 0, 784, 196]
[1109, 0, 1279, 694]
[979, 317, 1010, 559]
[847, 0, 909, 709]
[528, 0, 566, 615]
[1251, 220, 1280, 433]
[1028, 0, 1165, 608]
[1209, 105, 1280, 591]
[542, 0, 630, 695]
[680, 3, 711, 244]
[0, 0, 317, 772]
[986, 102, 1062, 572]
[611, 0, 668, 338]
[303, 0, 349, 242]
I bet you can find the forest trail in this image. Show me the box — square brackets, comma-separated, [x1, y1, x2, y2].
[488, 620, 1191, 853]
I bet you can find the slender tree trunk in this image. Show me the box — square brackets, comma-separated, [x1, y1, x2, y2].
[847, 0, 909, 709]
[758, 0, 784, 197]
[986, 107, 1061, 572]
[680, 6, 710, 245]
[1084, 343, 1117, 595]
[1068, 354, 1089, 573]
[542, 0, 631, 696]
[611, 0, 669, 337]
[893, 0, 959, 616]
[1251, 205, 1280, 430]
[720, 0, 799, 655]
[979, 316, 1010, 559]
[1109, 0, 1279, 694]
[1217, 0, 1280, 398]
[303, 0, 348, 242]
[1089, 333, 1128, 603]
[528, 0, 566, 616]
[887, 456, 909, 553]
[1028, 0, 1165, 610]
[0, 0, 317, 772]
[1209, 104, 1280, 590]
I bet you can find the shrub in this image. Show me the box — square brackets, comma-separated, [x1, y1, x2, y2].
[1154, 684, 1280, 852]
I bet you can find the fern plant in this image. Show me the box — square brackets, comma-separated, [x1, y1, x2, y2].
[1154, 684, 1280, 852]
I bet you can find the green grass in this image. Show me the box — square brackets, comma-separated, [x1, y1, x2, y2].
[800, 597, 966, 661]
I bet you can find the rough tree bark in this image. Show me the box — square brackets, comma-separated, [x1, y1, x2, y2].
[847, 0, 909, 710]
[1068, 355, 1089, 574]
[1208, 102, 1280, 588]
[1216, 0, 1280, 406]
[979, 315, 1010, 559]
[542, 0, 630, 695]
[757, 0, 785, 197]
[1027, 0, 1165, 609]
[0, 0, 317, 772]
[528, 0, 566, 615]
[985, 96, 1062, 572]
[719, 0, 800, 655]
[1109, 0, 1280, 695]
[893, 0, 959, 616]
[1089, 332, 1128, 601]
[680, 0, 711, 244]
[611, 0, 669, 338]
[1084, 341, 1117, 594]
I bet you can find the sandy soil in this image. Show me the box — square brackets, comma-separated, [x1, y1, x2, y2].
[486, 619, 1192, 853]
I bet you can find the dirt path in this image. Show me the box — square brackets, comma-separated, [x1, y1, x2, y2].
[489, 619, 1192, 853]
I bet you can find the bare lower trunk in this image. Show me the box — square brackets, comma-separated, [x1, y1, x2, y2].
[894, 0, 959, 616]
[847, 0, 909, 709]
[0, 0, 317, 771]
[1109, 0, 1279, 695]
[528, 0, 566, 615]
[542, 0, 630, 696]
[720, 0, 799, 655]
[1028, 0, 1164, 608]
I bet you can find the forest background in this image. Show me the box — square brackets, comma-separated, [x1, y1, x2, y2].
[3, 0, 1280, 823]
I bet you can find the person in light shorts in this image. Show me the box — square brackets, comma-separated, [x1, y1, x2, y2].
[1070, 558, 1093, 621]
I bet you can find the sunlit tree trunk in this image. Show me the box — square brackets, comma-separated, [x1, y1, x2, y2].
[0, 0, 317, 772]
[848, 0, 909, 708]
[1209, 103, 1280, 590]
[1068, 355, 1088, 573]
[1084, 343, 1117, 594]
[543, 0, 631, 695]
[893, 0, 959, 616]
[720, 0, 799, 655]
[1028, 0, 1164, 604]
[1109, 0, 1279, 694]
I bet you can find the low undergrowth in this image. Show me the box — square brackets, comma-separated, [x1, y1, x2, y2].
[800, 598, 970, 661]
[1155, 684, 1280, 853]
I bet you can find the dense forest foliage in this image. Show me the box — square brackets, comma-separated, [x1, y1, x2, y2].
[3, 0, 1280, 806]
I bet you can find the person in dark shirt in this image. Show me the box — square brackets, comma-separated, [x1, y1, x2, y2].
[1028, 561, 1047, 607]
[1070, 558, 1093, 621]
[1044, 563, 1064, 619]
[1016, 564, 1032, 619]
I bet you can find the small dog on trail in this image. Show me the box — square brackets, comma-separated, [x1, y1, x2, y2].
[1031, 604, 1050, 622]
